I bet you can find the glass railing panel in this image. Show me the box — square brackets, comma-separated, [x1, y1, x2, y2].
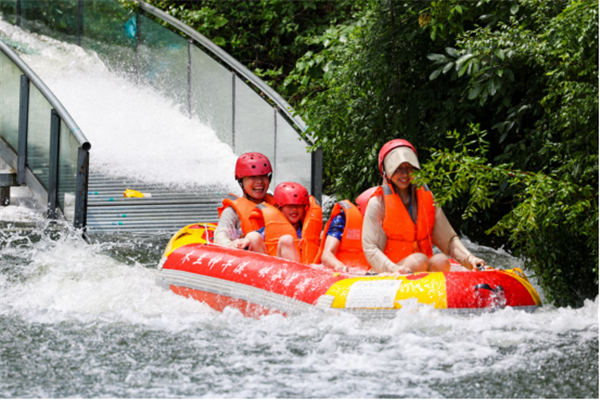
[138, 13, 188, 109]
[234, 76, 275, 160]
[21, 0, 79, 44]
[275, 113, 311, 190]
[0, 0, 17, 25]
[0, 50, 20, 151]
[81, 0, 136, 73]
[58, 119, 78, 221]
[27, 84, 52, 189]
[190, 45, 233, 148]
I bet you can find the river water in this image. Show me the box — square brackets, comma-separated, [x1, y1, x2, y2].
[0, 20, 598, 399]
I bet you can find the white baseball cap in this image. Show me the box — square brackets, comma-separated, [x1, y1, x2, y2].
[384, 146, 421, 176]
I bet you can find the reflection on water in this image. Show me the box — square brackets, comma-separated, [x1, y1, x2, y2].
[0, 220, 597, 398]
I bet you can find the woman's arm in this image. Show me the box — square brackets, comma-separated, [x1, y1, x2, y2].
[431, 207, 485, 270]
[320, 236, 347, 271]
[213, 207, 243, 247]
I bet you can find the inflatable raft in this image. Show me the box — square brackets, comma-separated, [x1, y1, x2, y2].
[156, 223, 542, 318]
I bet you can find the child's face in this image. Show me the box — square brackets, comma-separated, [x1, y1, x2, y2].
[242, 175, 270, 201]
[280, 204, 306, 225]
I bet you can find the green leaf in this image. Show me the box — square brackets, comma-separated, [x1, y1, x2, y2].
[505, 68, 515, 81]
[458, 60, 471, 77]
[427, 53, 448, 63]
[446, 47, 459, 58]
[469, 84, 485, 100]
[488, 78, 498, 96]
[430, 66, 444, 80]
[510, 4, 519, 14]
[455, 53, 474, 66]
[494, 49, 505, 61]
[442, 62, 455, 74]
[213, 36, 226, 46]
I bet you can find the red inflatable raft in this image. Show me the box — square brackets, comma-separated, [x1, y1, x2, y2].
[156, 223, 542, 318]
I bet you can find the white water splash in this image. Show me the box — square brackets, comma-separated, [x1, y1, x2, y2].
[0, 19, 240, 192]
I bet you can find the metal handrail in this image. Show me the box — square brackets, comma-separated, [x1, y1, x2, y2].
[138, 1, 309, 139]
[0, 40, 91, 151]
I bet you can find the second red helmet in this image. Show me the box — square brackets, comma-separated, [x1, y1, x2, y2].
[235, 152, 273, 180]
[378, 139, 417, 177]
[355, 186, 378, 217]
[273, 182, 310, 208]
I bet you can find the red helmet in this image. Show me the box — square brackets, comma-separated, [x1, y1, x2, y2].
[378, 139, 417, 177]
[273, 182, 309, 208]
[355, 187, 378, 217]
[235, 152, 273, 180]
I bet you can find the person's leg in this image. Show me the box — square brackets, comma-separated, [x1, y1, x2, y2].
[399, 253, 429, 273]
[428, 253, 451, 272]
[244, 232, 268, 254]
[277, 234, 300, 262]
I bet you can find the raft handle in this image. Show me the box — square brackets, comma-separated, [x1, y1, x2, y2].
[474, 283, 504, 293]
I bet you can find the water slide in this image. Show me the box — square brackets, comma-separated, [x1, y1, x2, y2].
[0, 0, 320, 233]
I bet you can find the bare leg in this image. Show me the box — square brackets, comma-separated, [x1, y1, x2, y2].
[428, 253, 451, 272]
[277, 234, 300, 262]
[244, 232, 268, 254]
[398, 253, 429, 273]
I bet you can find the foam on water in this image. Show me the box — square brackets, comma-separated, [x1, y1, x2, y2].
[0, 214, 596, 397]
[0, 20, 239, 192]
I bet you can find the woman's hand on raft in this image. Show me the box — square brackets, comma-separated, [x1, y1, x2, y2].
[463, 254, 485, 270]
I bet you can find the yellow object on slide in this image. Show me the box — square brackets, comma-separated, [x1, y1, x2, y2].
[123, 189, 151, 198]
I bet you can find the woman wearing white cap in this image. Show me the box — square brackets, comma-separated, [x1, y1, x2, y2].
[362, 139, 485, 274]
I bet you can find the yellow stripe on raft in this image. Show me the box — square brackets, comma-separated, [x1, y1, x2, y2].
[325, 273, 448, 310]
[501, 268, 542, 306]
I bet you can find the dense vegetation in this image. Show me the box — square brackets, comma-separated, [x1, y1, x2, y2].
[152, 0, 597, 307]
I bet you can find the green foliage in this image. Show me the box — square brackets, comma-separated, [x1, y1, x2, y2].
[418, 125, 598, 306]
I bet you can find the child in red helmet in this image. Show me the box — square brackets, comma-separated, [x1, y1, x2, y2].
[237, 182, 322, 263]
[362, 139, 485, 274]
[214, 152, 274, 248]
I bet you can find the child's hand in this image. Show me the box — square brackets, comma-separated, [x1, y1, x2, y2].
[230, 238, 250, 250]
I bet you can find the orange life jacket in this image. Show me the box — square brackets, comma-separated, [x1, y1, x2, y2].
[217, 193, 274, 235]
[376, 183, 436, 263]
[249, 196, 322, 264]
[314, 200, 370, 271]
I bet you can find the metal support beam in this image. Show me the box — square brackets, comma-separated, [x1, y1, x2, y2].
[0, 171, 17, 206]
[77, 0, 84, 46]
[311, 147, 323, 205]
[187, 39, 192, 117]
[74, 147, 89, 229]
[47, 109, 60, 219]
[231, 72, 236, 153]
[273, 107, 278, 185]
[17, 75, 29, 185]
[135, 12, 141, 84]
[16, 0, 21, 26]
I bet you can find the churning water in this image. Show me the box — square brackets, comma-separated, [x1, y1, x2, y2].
[0, 19, 598, 399]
